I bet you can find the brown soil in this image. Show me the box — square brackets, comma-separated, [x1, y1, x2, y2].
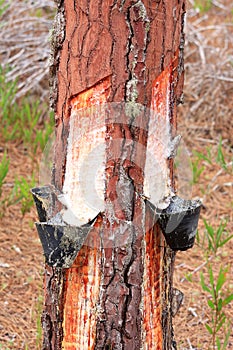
[0, 143, 43, 349]
[0, 1, 233, 349]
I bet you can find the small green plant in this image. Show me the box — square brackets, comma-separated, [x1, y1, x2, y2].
[200, 265, 233, 350]
[216, 137, 227, 171]
[194, 0, 212, 13]
[0, 340, 14, 350]
[0, 0, 9, 22]
[193, 147, 212, 165]
[0, 345, 10, 350]
[18, 99, 41, 141]
[0, 65, 17, 123]
[34, 111, 54, 153]
[0, 151, 9, 197]
[191, 146, 216, 185]
[0, 157, 38, 217]
[203, 219, 233, 255]
[191, 157, 205, 184]
[184, 272, 193, 283]
[0, 64, 54, 156]
[7, 175, 36, 216]
[36, 295, 43, 348]
[196, 227, 208, 250]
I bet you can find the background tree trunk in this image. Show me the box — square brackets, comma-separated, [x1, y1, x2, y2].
[41, 0, 185, 349]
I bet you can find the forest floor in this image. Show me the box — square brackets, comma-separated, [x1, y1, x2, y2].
[0, 1, 233, 349]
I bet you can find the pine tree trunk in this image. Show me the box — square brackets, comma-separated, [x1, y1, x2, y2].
[40, 1, 186, 349]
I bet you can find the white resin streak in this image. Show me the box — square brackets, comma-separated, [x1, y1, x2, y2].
[144, 107, 172, 209]
[62, 107, 106, 226]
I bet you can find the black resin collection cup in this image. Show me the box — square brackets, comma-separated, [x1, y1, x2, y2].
[31, 186, 92, 268]
[36, 222, 90, 268]
[158, 196, 202, 251]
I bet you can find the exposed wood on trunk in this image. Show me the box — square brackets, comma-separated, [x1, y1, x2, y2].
[62, 222, 102, 349]
[42, 0, 186, 349]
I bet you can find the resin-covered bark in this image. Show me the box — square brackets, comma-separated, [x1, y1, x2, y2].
[41, 0, 186, 349]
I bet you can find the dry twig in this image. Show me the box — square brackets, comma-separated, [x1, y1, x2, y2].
[0, 0, 55, 100]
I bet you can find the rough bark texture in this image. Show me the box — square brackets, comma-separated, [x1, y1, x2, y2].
[43, 0, 186, 349]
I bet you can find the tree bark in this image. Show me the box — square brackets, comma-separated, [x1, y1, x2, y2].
[41, 0, 186, 349]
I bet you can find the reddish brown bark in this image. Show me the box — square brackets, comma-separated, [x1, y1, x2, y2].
[43, 0, 186, 349]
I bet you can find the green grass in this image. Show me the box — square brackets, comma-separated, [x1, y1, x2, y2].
[0, 341, 14, 350]
[194, 0, 213, 13]
[0, 64, 54, 156]
[187, 135, 233, 349]
[0, 151, 9, 197]
[191, 139, 233, 188]
[0, 61, 49, 348]
[0, 64, 54, 217]
[36, 295, 43, 348]
[0, 0, 9, 23]
[7, 175, 37, 216]
[196, 219, 233, 256]
[200, 265, 233, 349]
[203, 219, 233, 256]
[216, 137, 228, 171]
